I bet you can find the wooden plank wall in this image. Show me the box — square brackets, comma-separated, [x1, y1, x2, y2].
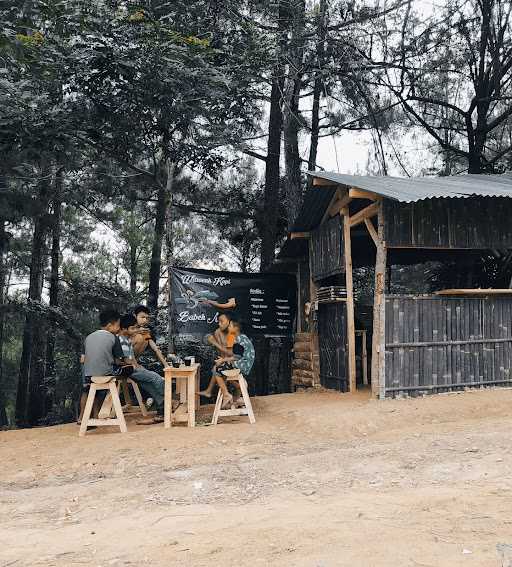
[383, 197, 512, 248]
[310, 215, 344, 281]
[384, 295, 512, 396]
[297, 258, 310, 332]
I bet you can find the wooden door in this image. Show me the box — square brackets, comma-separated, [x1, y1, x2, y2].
[318, 302, 348, 392]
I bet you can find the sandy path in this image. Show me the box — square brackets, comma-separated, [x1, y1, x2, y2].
[2, 389, 512, 566]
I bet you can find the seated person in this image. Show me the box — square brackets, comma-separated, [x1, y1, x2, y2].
[79, 308, 125, 422]
[198, 313, 236, 399]
[131, 305, 169, 368]
[204, 318, 255, 408]
[118, 313, 166, 425]
[206, 312, 234, 357]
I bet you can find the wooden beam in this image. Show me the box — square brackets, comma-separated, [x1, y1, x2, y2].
[371, 201, 387, 399]
[312, 177, 336, 186]
[319, 189, 352, 226]
[328, 192, 352, 218]
[435, 288, 512, 296]
[320, 188, 342, 225]
[290, 232, 310, 240]
[342, 210, 357, 394]
[356, 330, 368, 386]
[364, 218, 379, 247]
[349, 202, 380, 228]
[349, 187, 379, 201]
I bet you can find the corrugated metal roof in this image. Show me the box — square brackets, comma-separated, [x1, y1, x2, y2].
[308, 172, 512, 203]
[291, 185, 337, 231]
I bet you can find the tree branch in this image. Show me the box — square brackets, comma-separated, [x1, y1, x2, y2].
[485, 104, 512, 133]
[241, 149, 268, 162]
[171, 201, 254, 219]
[408, 96, 468, 117]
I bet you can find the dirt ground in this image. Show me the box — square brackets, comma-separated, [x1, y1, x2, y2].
[2, 389, 512, 567]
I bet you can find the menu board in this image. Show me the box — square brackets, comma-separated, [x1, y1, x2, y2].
[170, 267, 296, 337]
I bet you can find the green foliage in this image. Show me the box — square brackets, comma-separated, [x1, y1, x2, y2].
[3, 0, 511, 427]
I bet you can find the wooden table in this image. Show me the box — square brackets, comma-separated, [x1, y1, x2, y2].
[164, 363, 200, 428]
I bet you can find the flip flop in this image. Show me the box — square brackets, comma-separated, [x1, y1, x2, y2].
[136, 416, 164, 425]
[221, 395, 234, 410]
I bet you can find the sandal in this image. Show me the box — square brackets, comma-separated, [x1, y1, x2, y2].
[136, 415, 164, 425]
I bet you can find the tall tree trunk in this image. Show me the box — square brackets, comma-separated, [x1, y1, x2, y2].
[241, 238, 251, 273]
[44, 177, 62, 417]
[308, 81, 322, 174]
[260, 78, 284, 271]
[468, 120, 488, 173]
[260, 1, 288, 271]
[27, 301, 48, 425]
[283, 0, 306, 230]
[165, 161, 176, 355]
[0, 212, 9, 427]
[129, 240, 137, 294]
[147, 183, 168, 312]
[283, 76, 303, 229]
[308, 0, 327, 175]
[16, 175, 50, 426]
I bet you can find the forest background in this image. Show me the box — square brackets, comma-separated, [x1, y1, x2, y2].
[2, 0, 512, 427]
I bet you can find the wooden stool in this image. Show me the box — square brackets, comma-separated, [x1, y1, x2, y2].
[122, 378, 148, 415]
[98, 377, 149, 419]
[212, 370, 256, 425]
[79, 376, 127, 436]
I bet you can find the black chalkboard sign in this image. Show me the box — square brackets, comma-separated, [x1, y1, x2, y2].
[171, 267, 296, 337]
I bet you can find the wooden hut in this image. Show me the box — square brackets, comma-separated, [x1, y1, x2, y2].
[278, 172, 512, 398]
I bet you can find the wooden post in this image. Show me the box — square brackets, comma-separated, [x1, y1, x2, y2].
[308, 240, 320, 386]
[371, 202, 387, 398]
[342, 208, 356, 393]
[361, 330, 368, 385]
[297, 261, 302, 332]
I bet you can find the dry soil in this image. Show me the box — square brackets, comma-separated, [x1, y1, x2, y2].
[2, 388, 512, 566]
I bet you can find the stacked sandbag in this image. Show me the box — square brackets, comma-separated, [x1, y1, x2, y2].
[292, 332, 319, 388]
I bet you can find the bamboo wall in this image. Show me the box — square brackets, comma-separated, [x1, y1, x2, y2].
[383, 197, 512, 249]
[384, 295, 512, 396]
[310, 215, 344, 281]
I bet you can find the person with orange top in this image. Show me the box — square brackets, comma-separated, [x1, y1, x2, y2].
[205, 312, 234, 357]
[198, 312, 234, 399]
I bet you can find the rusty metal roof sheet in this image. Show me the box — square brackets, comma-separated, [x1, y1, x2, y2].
[290, 186, 337, 232]
[308, 172, 512, 203]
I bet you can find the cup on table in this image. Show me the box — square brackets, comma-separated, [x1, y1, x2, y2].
[184, 357, 192, 367]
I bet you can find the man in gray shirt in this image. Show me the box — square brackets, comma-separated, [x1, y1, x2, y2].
[79, 309, 123, 422]
[84, 309, 124, 379]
